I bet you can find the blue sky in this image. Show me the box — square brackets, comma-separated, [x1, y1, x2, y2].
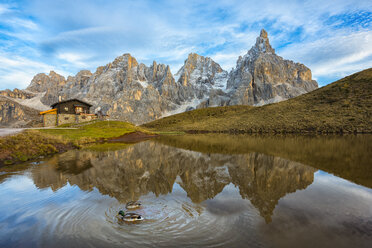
[0, 0, 371, 90]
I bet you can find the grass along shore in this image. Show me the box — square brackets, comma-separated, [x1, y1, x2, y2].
[0, 121, 151, 166]
[2, 68, 371, 165]
[143, 68, 372, 133]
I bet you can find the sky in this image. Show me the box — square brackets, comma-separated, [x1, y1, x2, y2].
[0, 0, 371, 90]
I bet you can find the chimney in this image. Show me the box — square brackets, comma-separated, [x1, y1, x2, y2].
[59, 96, 62, 102]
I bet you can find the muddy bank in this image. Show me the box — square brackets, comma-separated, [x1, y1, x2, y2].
[109, 131, 158, 143]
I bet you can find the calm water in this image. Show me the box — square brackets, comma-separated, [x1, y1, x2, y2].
[0, 134, 371, 248]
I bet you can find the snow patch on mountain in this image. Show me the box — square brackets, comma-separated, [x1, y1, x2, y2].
[162, 97, 207, 117]
[2, 92, 49, 111]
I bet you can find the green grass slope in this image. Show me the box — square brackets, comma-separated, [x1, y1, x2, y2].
[39, 121, 143, 142]
[0, 121, 150, 166]
[143, 68, 372, 133]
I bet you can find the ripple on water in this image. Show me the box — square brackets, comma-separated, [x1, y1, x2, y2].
[98, 193, 260, 247]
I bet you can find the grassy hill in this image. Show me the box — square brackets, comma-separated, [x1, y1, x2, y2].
[143, 68, 372, 133]
[0, 121, 150, 166]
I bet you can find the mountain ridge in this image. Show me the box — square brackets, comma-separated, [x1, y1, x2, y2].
[0, 29, 318, 126]
[142, 68, 372, 133]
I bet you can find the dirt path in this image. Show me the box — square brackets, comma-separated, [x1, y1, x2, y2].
[0, 128, 24, 137]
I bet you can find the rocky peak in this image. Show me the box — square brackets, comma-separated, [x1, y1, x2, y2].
[175, 53, 226, 87]
[76, 70, 92, 78]
[241, 29, 275, 65]
[185, 53, 223, 74]
[6, 30, 318, 126]
[0, 88, 35, 100]
[227, 29, 318, 106]
[260, 28, 268, 38]
[111, 53, 138, 70]
[65, 70, 92, 89]
[148, 61, 168, 83]
[26, 71, 66, 94]
[253, 29, 275, 54]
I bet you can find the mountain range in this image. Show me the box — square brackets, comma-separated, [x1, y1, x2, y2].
[0, 29, 318, 127]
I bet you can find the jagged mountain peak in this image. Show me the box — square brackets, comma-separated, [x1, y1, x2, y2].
[26, 70, 65, 93]
[260, 28, 268, 38]
[48, 70, 57, 76]
[227, 29, 317, 106]
[1, 29, 318, 127]
[175, 53, 225, 86]
[185, 53, 208, 63]
[75, 70, 92, 77]
[183, 53, 222, 70]
[249, 29, 275, 57]
[111, 53, 138, 69]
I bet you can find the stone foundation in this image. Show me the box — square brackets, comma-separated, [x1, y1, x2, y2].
[57, 114, 76, 126]
[42, 113, 98, 127]
[43, 114, 57, 127]
[77, 114, 97, 123]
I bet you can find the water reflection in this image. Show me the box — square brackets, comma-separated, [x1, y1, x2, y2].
[13, 141, 315, 223]
[156, 134, 372, 188]
[0, 135, 371, 247]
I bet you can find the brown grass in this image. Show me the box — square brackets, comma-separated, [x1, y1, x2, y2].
[143, 68, 372, 133]
[0, 130, 75, 166]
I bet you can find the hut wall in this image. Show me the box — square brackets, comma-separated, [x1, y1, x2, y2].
[77, 114, 97, 123]
[57, 114, 77, 126]
[43, 114, 57, 127]
[56, 101, 90, 114]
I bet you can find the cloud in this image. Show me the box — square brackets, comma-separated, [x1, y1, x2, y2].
[0, 0, 371, 90]
[0, 4, 11, 15]
[279, 30, 372, 84]
[0, 53, 70, 89]
[57, 53, 90, 68]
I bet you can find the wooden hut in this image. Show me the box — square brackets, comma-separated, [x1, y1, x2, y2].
[40, 99, 97, 127]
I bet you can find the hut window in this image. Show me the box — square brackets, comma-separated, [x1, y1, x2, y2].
[82, 116, 86, 119]
[75, 106, 83, 113]
[64, 117, 69, 120]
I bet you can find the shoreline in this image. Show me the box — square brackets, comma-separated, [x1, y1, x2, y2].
[0, 130, 158, 168]
[0, 121, 156, 167]
[1, 116, 371, 168]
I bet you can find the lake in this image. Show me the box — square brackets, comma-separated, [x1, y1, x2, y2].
[0, 134, 371, 247]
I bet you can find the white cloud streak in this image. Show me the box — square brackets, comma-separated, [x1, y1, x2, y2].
[0, 53, 71, 89]
[0, 0, 371, 89]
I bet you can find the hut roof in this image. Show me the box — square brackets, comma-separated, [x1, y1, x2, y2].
[51, 99, 93, 108]
[39, 108, 57, 115]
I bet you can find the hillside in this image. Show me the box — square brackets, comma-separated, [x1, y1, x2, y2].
[143, 68, 372, 133]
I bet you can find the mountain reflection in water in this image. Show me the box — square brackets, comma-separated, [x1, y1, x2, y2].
[29, 141, 315, 223]
[0, 134, 371, 248]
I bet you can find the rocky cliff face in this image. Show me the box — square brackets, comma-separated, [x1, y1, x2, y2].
[0, 88, 47, 127]
[226, 29, 318, 106]
[0, 96, 42, 127]
[0, 29, 318, 126]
